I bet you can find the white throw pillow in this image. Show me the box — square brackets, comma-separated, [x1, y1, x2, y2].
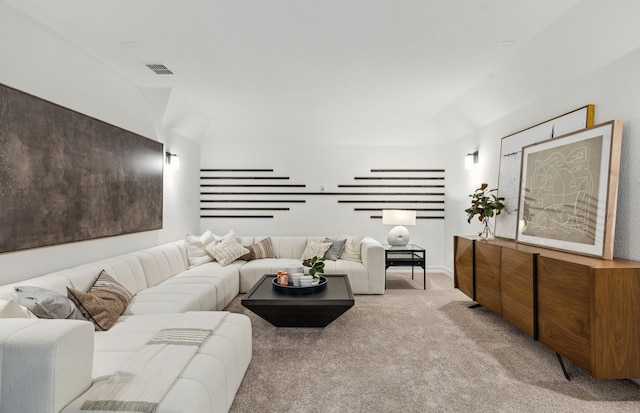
[300, 241, 332, 261]
[339, 234, 364, 262]
[185, 230, 215, 268]
[213, 229, 238, 242]
[205, 237, 249, 266]
[0, 298, 37, 318]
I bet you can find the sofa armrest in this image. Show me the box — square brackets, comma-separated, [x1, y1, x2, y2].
[0, 319, 94, 413]
[360, 237, 386, 294]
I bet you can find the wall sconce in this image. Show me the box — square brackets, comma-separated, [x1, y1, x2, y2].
[165, 152, 180, 170]
[465, 151, 478, 169]
[382, 209, 416, 246]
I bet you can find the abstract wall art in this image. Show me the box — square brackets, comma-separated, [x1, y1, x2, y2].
[0, 83, 163, 253]
[495, 105, 594, 239]
[516, 120, 622, 259]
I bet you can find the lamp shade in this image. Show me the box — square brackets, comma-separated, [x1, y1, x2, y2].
[382, 210, 416, 226]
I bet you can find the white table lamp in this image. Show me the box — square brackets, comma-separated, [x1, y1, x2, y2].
[382, 209, 416, 246]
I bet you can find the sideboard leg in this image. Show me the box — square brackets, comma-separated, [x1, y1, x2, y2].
[467, 303, 482, 309]
[556, 352, 571, 381]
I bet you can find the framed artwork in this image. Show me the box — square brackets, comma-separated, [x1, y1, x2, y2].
[495, 105, 594, 239]
[516, 120, 622, 259]
[0, 83, 164, 253]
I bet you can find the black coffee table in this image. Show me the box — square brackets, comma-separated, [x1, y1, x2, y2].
[241, 274, 354, 327]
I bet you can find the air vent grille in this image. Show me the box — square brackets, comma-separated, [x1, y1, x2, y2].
[145, 63, 174, 75]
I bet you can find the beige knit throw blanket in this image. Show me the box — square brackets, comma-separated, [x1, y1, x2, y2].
[80, 311, 228, 413]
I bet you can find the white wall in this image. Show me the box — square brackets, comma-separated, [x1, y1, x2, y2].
[0, 4, 200, 283]
[443, 45, 640, 272]
[200, 143, 448, 271]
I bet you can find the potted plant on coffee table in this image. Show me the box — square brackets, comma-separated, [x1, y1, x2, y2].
[303, 256, 325, 285]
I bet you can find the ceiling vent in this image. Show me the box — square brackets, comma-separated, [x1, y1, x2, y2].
[145, 63, 175, 75]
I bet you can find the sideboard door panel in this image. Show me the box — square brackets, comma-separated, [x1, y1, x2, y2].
[500, 248, 535, 338]
[537, 256, 591, 371]
[474, 241, 502, 315]
[454, 236, 474, 299]
[591, 268, 640, 378]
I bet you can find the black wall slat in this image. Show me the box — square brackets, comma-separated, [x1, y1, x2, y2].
[370, 215, 444, 219]
[202, 184, 305, 188]
[200, 176, 290, 180]
[200, 215, 274, 218]
[201, 200, 306, 203]
[370, 169, 445, 172]
[201, 169, 274, 172]
[354, 176, 445, 180]
[201, 207, 290, 211]
[354, 207, 445, 211]
[338, 184, 444, 188]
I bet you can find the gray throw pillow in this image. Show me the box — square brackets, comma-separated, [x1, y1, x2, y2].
[324, 238, 347, 261]
[15, 286, 86, 320]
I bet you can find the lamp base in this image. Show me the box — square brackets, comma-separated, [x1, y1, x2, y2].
[387, 226, 410, 246]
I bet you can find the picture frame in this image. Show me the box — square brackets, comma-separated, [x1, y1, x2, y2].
[495, 105, 594, 239]
[0, 83, 164, 253]
[516, 120, 622, 259]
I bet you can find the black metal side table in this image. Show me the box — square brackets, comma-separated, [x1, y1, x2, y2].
[383, 244, 426, 289]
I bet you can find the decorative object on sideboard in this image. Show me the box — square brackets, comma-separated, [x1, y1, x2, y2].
[382, 209, 416, 246]
[465, 183, 505, 240]
[495, 104, 595, 239]
[516, 120, 622, 260]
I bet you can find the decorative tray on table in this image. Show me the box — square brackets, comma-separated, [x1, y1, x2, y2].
[272, 276, 328, 295]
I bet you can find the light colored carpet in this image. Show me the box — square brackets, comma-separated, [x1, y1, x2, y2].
[226, 272, 640, 412]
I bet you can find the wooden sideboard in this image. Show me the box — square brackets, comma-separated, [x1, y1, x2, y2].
[453, 235, 640, 379]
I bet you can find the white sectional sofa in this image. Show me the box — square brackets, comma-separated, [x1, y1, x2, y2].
[0, 234, 384, 413]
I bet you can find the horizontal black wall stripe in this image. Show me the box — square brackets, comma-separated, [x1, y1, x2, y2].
[201, 200, 306, 203]
[201, 169, 274, 172]
[201, 207, 290, 211]
[201, 215, 274, 218]
[370, 169, 445, 173]
[201, 184, 306, 188]
[354, 208, 445, 211]
[338, 200, 445, 203]
[200, 176, 290, 180]
[338, 184, 444, 188]
[370, 215, 445, 219]
[354, 176, 445, 180]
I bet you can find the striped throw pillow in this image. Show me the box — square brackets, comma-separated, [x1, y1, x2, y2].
[242, 237, 276, 260]
[67, 271, 134, 331]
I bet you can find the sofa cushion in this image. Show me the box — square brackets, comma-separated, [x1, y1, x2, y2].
[64, 312, 252, 413]
[0, 298, 37, 318]
[300, 240, 332, 261]
[67, 271, 134, 331]
[339, 234, 364, 262]
[185, 231, 215, 268]
[268, 236, 308, 259]
[206, 237, 249, 266]
[14, 286, 86, 320]
[241, 237, 276, 260]
[323, 238, 347, 261]
[1, 319, 95, 413]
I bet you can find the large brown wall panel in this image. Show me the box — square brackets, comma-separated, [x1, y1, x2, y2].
[0, 84, 163, 252]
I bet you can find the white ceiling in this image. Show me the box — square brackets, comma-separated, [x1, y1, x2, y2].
[3, 0, 613, 146]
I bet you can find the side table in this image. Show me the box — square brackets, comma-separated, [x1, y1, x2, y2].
[383, 244, 426, 290]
